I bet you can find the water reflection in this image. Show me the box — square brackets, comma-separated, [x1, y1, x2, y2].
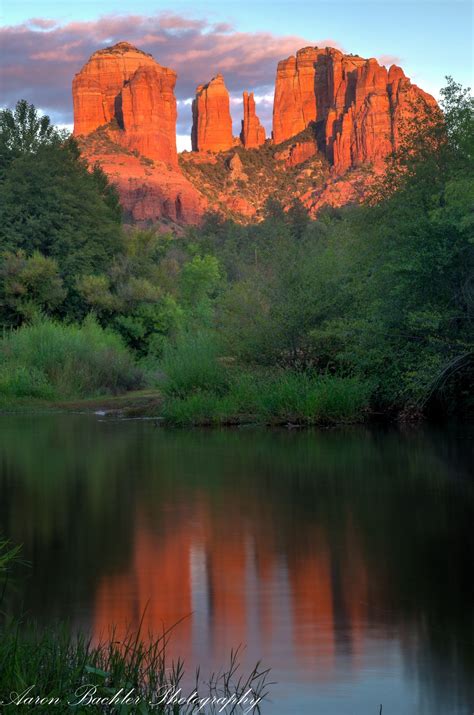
[0, 415, 473, 714]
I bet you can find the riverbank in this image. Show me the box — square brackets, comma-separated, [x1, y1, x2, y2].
[0, 390, 160, 417]
[0, 374, 372, 426]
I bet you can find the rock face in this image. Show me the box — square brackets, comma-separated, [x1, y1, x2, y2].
[240, 92, 266, 148]
[80, 139, 205, 225]
[273, 47, 437, 173]
[191, 74, 234, 152]
[73, 42, 178, 166]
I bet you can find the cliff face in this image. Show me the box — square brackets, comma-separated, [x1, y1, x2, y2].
[73, 42, 178, 166]
[240, 92, 266, 148]
[191, 74, 234, 152]
[273, 47, 437, 173]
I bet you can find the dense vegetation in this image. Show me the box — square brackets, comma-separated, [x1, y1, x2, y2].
[0, 80, 472, 421]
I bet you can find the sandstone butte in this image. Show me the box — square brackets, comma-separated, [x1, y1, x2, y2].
[73, 41, 178, 166]
[273, 46, 437, 173]
[72, 41, 437, 226]
[240, 92, 266, 148]
[73, 42, 205, 224]
[191, 74, 234, 152]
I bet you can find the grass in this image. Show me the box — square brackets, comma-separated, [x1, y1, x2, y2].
[161, 372, 370, 426]
[159, 331, 229, 398]
[0, 623, 270, 714]
[0, 316, 142, 404]
[158, 332, 371, 427]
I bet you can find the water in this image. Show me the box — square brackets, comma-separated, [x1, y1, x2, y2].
[0, 414, 473, 714]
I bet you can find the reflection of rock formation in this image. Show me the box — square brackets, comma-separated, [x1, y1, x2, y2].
[91, 498, 374, 680]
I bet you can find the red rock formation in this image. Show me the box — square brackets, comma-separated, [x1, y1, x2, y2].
[191, 74, 234, 152]
[73, 42, 178, 166]
[72, 41, 438, 227]
[240, 92, 266, 148]
[273, 47, 325, 143]
[73, 42, 156, 135]
[79, 137, 206, 226]
[273, 46, 437, 174]
[121, 65, 177, 165]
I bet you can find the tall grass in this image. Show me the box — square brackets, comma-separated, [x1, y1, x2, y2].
[159, 331, 229, 397]
[158, 338, 371, 426]
[0, 623, 270, 714]
[0, 316, 142, 402]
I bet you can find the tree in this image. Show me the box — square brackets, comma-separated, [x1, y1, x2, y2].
[0, 101, 123, 320]
[287, 199, 310, 240]
[0, 100, 65, 177]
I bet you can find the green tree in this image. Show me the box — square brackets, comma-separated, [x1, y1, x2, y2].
[0, 100, 65, 177]
[0, 101, 123, 320]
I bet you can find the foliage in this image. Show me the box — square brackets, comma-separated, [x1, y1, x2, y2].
[0, 100, 65, 176]
[0, 539, 21, 577]
[0, 251, 66, 327]
[0, 316, 142, 401]
[0, 101, 123, 321]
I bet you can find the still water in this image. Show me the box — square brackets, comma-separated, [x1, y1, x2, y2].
[0, 414, 473, 714]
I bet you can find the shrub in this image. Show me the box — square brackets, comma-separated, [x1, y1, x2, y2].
[0, 315, 142, 400]
[0, 365, 55, 400]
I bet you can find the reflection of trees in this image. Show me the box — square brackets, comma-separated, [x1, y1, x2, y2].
[0, 416, 473, 710]
[0, 415, 143, 616]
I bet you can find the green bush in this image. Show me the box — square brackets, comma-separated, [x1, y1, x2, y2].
[0, 365, 55, 400]
[246, 372, 370, 424]
[0, 316, 142, 400]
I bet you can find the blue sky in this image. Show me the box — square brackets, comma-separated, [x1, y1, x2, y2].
[1, 1, 472, 149]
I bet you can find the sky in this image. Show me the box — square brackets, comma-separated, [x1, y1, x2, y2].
[1, 0, 472, 151]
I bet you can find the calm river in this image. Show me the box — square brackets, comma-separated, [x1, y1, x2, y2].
[0, 414, 473, 714]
